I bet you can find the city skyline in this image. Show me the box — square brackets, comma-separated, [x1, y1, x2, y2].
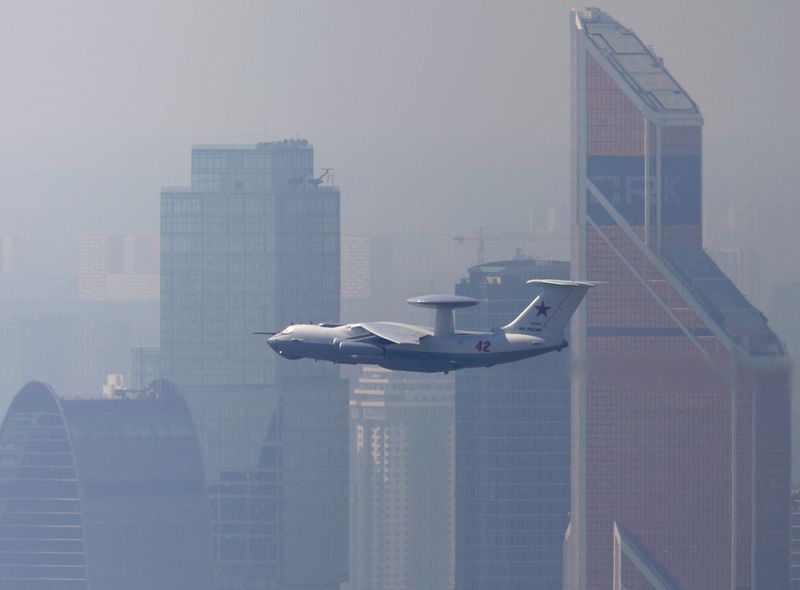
[0, 4, 795, 590]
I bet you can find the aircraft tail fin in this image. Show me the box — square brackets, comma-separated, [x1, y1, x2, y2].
[501, 280, 593, 339]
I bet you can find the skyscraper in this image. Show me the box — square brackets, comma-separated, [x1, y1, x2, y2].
[454, 259, 571, 589]
[160, 140, 348, 590]
[567, 8, 790, 589]
[348, 366, 454, 590]
[791, 488, 800, 589]
[0, 379, 214, 590]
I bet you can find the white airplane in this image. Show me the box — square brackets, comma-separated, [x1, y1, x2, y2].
[263, 280, 593, 373]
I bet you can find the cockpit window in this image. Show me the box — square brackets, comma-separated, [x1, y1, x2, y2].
[281, 326, 294, 335]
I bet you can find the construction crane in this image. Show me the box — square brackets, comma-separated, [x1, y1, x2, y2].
[454, 226, 565, 265]
[453, 227, 489, 265]
[454, 227, 530, 265]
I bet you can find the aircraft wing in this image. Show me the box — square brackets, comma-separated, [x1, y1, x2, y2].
[358, 322, 432, 345]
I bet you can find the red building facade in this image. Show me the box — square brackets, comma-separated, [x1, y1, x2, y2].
[565, 8, 790, 589]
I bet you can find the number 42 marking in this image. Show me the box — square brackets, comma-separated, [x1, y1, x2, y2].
[475, 340, 491, 352]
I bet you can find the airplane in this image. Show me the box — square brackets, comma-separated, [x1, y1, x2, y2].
[262, 280, 593, 374]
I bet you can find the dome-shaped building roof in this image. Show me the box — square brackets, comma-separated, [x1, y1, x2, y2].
[0, 380, 213, 590]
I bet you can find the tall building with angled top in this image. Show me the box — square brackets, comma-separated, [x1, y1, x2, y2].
[567, 8, 790, 589]
[454, 259, 571, 590]
[160, 140, 348, 590]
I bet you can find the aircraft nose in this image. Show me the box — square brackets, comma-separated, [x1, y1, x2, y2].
[267, 335, 280, 349]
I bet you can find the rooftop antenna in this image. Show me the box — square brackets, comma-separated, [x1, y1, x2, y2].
[311, 168, 335, 187]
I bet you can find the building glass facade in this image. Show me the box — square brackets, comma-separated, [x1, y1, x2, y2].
[131, 346, 160, 392]
[453, 259, 571, 590]
[348, 366, 454, 590]
[791, 488, 800, 589]
[160, 140, 347, 590]
[79, 235, 160, 301]
[567, 9, 790, 589]
[0, 380, 214, 590]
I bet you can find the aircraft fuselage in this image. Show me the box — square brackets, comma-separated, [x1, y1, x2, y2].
[267, 323, 566, 373]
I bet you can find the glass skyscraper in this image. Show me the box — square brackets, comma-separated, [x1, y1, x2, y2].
[567, 9, 790, 589]
[348, 366, 454, 590]
[0, 379, 214, 590]
[160, 140, 348, 590]
[454, 259, 571, 590]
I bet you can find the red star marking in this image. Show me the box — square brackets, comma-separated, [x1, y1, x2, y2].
[535, 302, 550, 317]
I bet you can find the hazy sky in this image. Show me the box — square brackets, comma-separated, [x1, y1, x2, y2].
[0, 0, 798, 243]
